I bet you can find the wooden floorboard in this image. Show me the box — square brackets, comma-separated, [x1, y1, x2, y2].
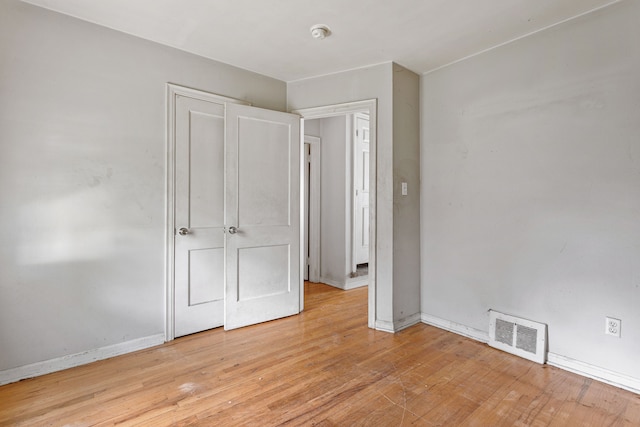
[1, 282, 639, 426]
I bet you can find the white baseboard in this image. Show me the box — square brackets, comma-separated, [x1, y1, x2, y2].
[421, 313, 489, 343]
[394, 313, 422, 332]
[375, 320, 395, 333]
[547, 353, 640, 395]
[421, 312, 640, 395]
[319, 276, 346, 290]
[0, 333, 165, 386]
[319, 276, 368, 290]
[344, 276, 368, 290]
[374, 313, 421, 333]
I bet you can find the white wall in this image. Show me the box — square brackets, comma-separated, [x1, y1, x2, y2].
[307, 116, 353, 287]
[421, 0, 640, 381]
[0, 0, 285, 373]
[392, 64, 421, 324]
[303, 120, 321, 139]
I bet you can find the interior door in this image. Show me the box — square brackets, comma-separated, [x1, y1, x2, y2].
[174, 95, 225, 337]
[354, 113, 370, 265]
[225, 103, 301, 330]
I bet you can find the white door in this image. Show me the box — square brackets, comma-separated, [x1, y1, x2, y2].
[174, 95, 226, 337]
[354, 113, 370, 265]
[224, 103, 301, 330]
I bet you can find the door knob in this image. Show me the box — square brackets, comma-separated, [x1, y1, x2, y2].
[178, 227, 189, 236]
[228, 226, 238, 234]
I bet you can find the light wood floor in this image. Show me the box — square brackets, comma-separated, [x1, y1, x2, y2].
[1, 282, 640, 426]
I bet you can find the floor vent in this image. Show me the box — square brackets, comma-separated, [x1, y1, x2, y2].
[489, 310, 547, 364]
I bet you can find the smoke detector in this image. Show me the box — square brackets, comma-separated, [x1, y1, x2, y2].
[310, 24, 331, 40]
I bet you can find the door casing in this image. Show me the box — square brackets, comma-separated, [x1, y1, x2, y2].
[293, 100, 377, 329]
[304, 135, 321, 283]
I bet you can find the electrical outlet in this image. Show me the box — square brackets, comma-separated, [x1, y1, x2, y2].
[605, 317, 621, 338]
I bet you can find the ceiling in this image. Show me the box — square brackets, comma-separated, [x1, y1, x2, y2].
[22, 0, 620, 82]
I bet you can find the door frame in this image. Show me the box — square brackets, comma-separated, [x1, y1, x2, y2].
[304, 135, 321, 283]
[293, 99, 377, 329]
[164, 83, 248, 342]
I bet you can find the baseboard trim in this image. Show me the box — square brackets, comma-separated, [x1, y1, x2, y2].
[344, 276, 368, 290]
[374, 313, 421, 333]
[394, 313, 422, 332]
[420, 312, 640, 395]
[421, 313, 489, 343]
[319, 277, 346, 290]
[547, 353, 640, 395]
[0, 333, 165, 386]
[374, 320, 395, 333]
[318, 276, 368, 291]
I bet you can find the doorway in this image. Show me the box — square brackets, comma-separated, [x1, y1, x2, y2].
[303, 114, 368, 288]
[294, 100, 377, 329]
[303, 135, 321, 283]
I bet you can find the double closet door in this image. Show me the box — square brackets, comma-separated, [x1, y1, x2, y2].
[172, 90, 300, 336]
